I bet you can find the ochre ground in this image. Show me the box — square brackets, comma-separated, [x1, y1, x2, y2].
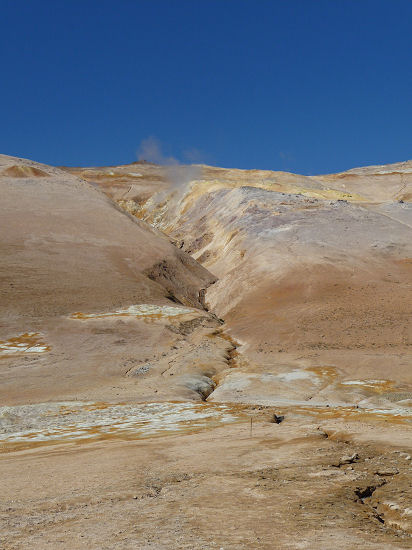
[1, 155, 411, 548]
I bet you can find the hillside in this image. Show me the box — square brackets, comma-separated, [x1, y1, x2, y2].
[1, 155, 412, 549]
[64, 160, 412, 410]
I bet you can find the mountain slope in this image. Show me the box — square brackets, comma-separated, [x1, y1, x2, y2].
[73, 159, 412, 410]
[0, 154, 218, 404]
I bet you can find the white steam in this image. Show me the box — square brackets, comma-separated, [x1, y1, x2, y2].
[137, 136, 179, 166]
[137, 136, 202, 189]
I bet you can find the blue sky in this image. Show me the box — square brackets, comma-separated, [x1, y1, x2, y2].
[0, 0, 411, 174]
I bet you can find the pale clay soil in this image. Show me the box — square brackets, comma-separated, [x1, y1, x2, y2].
[0, 154, 411, 548]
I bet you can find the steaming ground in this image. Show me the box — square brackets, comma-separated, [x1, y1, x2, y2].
[1, 154, 411, 548]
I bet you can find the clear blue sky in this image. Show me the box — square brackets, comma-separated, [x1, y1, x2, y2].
[0, 0, 411, 174]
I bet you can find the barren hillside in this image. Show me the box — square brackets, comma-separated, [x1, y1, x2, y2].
[1, 155, 411, 549]
[65, 160, 412, 410]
